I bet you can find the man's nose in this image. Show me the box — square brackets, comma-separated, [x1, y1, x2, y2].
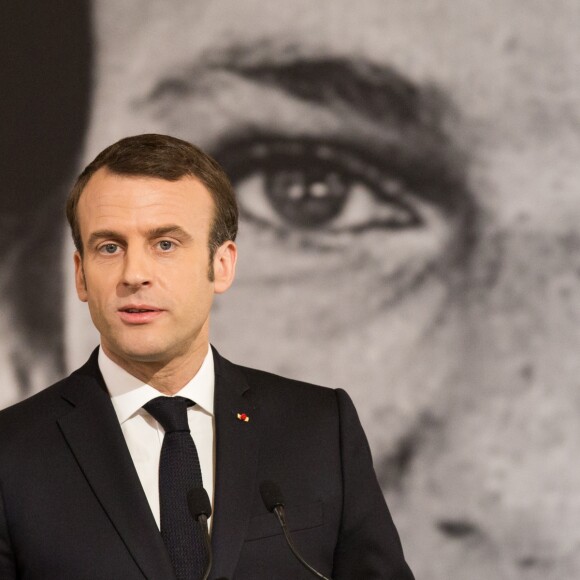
[120, 247, 152, 288]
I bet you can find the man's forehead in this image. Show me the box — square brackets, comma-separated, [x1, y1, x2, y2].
[83, 167, 202, 190]
[79, 168, 213, 213]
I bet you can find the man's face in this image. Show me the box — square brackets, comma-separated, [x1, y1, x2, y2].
[67, 1, 580, 577]
[74, 168, 234, 369]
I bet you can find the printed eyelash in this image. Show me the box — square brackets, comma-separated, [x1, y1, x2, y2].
[215, 137, 423, 233]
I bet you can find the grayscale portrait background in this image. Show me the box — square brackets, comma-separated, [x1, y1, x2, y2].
[2, 1, 580, 578]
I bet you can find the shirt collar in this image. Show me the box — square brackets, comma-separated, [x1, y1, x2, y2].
[99, 346, 215, 425]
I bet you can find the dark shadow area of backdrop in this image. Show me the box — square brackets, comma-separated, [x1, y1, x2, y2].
[0, 0, 91, 392]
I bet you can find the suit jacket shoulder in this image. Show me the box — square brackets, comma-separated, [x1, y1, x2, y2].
[0, 349, 175, 580]
[0, 356, 101, 458]
[212, 351, 414, 579]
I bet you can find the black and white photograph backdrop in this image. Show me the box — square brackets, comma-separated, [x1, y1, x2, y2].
[2, 1, 580, 578]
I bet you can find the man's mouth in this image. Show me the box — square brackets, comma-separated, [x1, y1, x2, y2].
[118, 306, 164, 324]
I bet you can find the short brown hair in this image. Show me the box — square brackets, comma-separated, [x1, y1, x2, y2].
[66, 134, 238, 260]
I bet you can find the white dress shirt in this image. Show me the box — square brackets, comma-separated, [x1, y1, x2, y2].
[99, 346, 215, 529]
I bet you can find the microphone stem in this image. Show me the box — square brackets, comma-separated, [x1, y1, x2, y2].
[273, 506, 331, 580]
[199, 514, 213, 580]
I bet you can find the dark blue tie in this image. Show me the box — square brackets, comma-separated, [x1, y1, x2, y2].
[143, 396, 208, 580]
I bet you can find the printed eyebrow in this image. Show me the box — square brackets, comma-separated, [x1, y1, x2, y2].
[218, 58, 444, 132]
[143, 45, 449, 133]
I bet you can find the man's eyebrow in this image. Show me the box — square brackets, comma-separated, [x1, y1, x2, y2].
[87, 226, 193, 248]
[87, 229, 125, 248]
[147, 225, 193, 241]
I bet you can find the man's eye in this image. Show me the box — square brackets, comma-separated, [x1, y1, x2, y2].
[99, 243, 119, 254]
[157, 240, 174, 251]
[217, 140, 422, 234]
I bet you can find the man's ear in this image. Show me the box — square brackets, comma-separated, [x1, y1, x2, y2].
[213, 241, 237, 294]
[74, 251, 88, 302]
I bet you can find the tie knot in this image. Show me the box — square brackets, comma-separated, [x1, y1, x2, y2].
[143, 396, 193, 433]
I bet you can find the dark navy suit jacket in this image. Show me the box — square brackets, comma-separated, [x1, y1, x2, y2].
[0, 348, 414, 579]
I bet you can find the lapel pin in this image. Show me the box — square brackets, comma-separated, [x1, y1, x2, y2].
[236, 412, 250, 423]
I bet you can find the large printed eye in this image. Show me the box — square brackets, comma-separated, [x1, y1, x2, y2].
[218, 140, 422, 235]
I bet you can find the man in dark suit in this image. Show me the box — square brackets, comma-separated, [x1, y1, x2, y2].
[0, 134, 413, 579]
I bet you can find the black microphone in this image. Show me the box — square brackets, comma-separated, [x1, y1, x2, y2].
[187, 487, 213, 580]
[259, 481, 332, 580]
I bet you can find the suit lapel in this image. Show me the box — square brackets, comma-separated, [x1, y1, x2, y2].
[210, 349, 260, 580]
[57, 352, 175, 580]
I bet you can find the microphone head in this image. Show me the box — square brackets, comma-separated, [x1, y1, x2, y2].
[187, 487, 212, 521]
[260, 480, 285, 512]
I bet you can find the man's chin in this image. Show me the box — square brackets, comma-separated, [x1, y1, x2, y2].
[102, 341, 175, 367]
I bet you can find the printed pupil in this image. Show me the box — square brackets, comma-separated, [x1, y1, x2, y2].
[265, 168, 349, 228]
